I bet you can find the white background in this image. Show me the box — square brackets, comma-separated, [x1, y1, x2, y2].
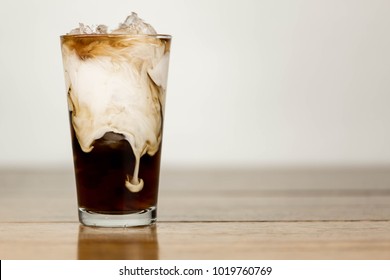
[1, 0, 390, 168]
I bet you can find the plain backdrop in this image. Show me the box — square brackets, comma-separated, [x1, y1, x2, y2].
[0, 0, 390, 169]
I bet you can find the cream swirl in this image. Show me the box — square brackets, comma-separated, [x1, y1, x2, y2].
[61, 35, 170, 192]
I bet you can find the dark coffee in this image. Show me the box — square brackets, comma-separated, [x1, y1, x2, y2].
[70, 122, 161, 214]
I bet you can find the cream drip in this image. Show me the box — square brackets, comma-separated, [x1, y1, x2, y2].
[61, 36, 170, 192]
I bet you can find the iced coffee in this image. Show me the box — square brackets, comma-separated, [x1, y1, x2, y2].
[60, 13, 171, 227]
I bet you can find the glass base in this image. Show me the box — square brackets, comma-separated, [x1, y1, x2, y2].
[78, 206, 157, 227]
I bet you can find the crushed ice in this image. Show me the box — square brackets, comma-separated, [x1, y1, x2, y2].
[68, 12, 157, 35]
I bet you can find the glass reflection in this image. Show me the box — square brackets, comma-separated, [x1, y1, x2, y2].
[77, 224, 159, 259]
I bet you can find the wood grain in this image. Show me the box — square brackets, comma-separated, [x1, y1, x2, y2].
[0, 222, 389, 259]
[0, 167, 389, 259]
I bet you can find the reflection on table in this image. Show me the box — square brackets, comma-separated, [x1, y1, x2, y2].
[77, 224, 159, 260]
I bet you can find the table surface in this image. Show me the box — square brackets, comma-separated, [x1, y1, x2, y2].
[1, 167, 390, 260]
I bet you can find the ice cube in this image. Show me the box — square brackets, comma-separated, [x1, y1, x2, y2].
[111, 12, 157, 35]
[68, 23, 107, 35]
[102, 132, 125, 142]
[67, 12, 157, 35]
[96, 25, 108, 34]
[68, 23, 94, 35]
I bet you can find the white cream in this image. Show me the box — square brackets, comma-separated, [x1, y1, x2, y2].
[62, 37, 169, 192]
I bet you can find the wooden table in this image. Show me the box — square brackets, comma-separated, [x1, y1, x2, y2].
[1, 167, 390, 259]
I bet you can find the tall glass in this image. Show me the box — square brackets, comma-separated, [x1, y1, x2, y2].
[60, 34, 171, 227]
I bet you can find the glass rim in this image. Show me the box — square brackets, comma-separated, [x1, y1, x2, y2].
[60, 33, 172, 39]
